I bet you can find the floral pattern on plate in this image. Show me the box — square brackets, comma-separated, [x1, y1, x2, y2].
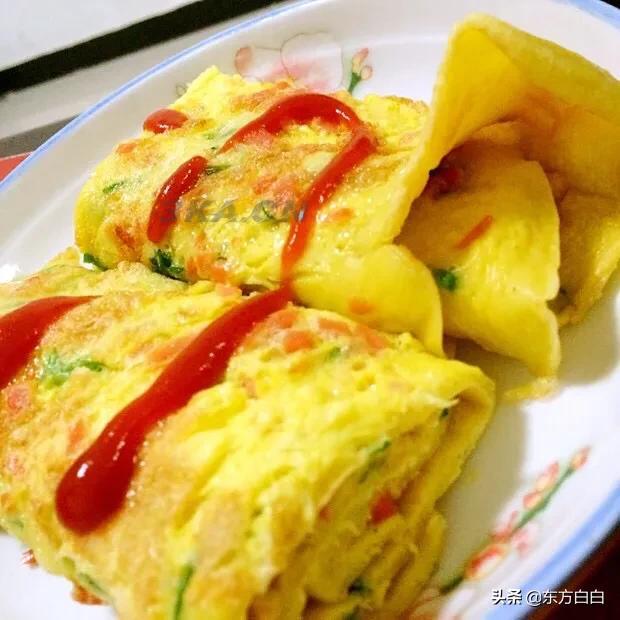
[233, 33, 373, 94]
[407, 447, 591, 619]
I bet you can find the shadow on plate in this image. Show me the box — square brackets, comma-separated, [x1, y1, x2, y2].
[560, 270, 620, 386]
[437, 392, 526, 583]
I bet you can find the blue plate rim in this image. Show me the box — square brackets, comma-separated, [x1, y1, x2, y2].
[562, 0, 620, 27]
[0, 0, 619, 616]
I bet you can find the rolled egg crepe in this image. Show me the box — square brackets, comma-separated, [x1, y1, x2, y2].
[0, 255, 493, 620]
[400, 139, 561, 376]
[400, 14, 620, 375]
[74, 68, 443, 354]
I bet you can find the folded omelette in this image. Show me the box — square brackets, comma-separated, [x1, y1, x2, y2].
[75, 14, 620, 376]
[0, 256, 493, 619]
[399, 13, 620, 376]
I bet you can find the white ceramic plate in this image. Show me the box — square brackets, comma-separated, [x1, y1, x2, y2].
[1, 1, 619, 618]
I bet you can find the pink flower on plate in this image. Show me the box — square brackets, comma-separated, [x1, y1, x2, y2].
[534, 461, 560, 492]
[352, 48, 371, 76]
[348, 48, 373, 92]
[570, 447, 590, 471]
[464, 542, 509, 581]
[234, 32, 344, 92]
[523, 489, 545, 510]
[491, 509, 519, 542]
[511, 522, 539, 557]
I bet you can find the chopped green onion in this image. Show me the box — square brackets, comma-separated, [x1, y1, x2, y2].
[326, 346, 343, 360]
[202, 126, 236, 141]
[6, 518, 24, 531]
[77, 573, 107, 599]
[359, 438, 391, 482]
[440, 408, 450, 419]
[83, 253, 108, 271]
[173, 564, 195, 620]
[348, 577, 372, 596]
[205, 164, 230, 175]
[150, 249, 185, 281]
[433, 267, 458, 292]
[258, 200, 280, 223]
[80, 360, 106, 372]
[368, 438, 391, 459]
[102, 180, 125, 195]
[39, 350, 105, 387]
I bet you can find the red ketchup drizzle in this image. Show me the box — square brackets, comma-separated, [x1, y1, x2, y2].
[143, 108, 188, 134]
[56, 285, 291, 533]
[220, 93, 377, 280]
[147, 155, 208, 243]
[0, 296, 95, 391]
[281, 128, 375, 280]
[57, 92, 376, 533]
[221, 93, 367, 151]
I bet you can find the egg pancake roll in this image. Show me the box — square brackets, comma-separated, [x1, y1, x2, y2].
[400, 139, 561, 376]
[0, 256, 493, 620]
[400, 14, 620, 375]
[74, 69, 442, 354]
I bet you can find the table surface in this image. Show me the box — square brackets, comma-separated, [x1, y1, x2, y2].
[0, 0, 193, 71]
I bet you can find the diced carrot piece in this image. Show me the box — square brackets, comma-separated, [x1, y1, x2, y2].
[252, 174, 277, 194]
[245, 128, 276, 149]
[234, 83, 290, 111]
[21, 549, 38, 568]
[5, 383, 31, 414]
[318, 317, 352, 336]
[116, 141, 137, 154]
[356, 324, 388, 352]
[283, 330, 316, 353]
[208, 262, 230, 284]
[5, 453, 24, 476]
[270, 308, 300, 329]
[215, 283, 242, 297]
[193, 251, 229, 284]
[114, 225, 137, 250]
[289, 357, 313, 374]
[194, 250, 216, 271]
[349, 297, 375, 315]
[370, 492, 398, 525]
[68, 420, 86, 452]
[455, 214, 494, 250]
[319, 505, 332, 521]
[71, 584, 104, 606]
[147, 334, 195, 364]
[185, 257, 198, 281]
[241, 377, 258, 398]
[325, 207, 354, 224]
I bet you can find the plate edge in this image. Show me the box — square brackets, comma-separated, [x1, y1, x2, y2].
[487, 484, 620, 620]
